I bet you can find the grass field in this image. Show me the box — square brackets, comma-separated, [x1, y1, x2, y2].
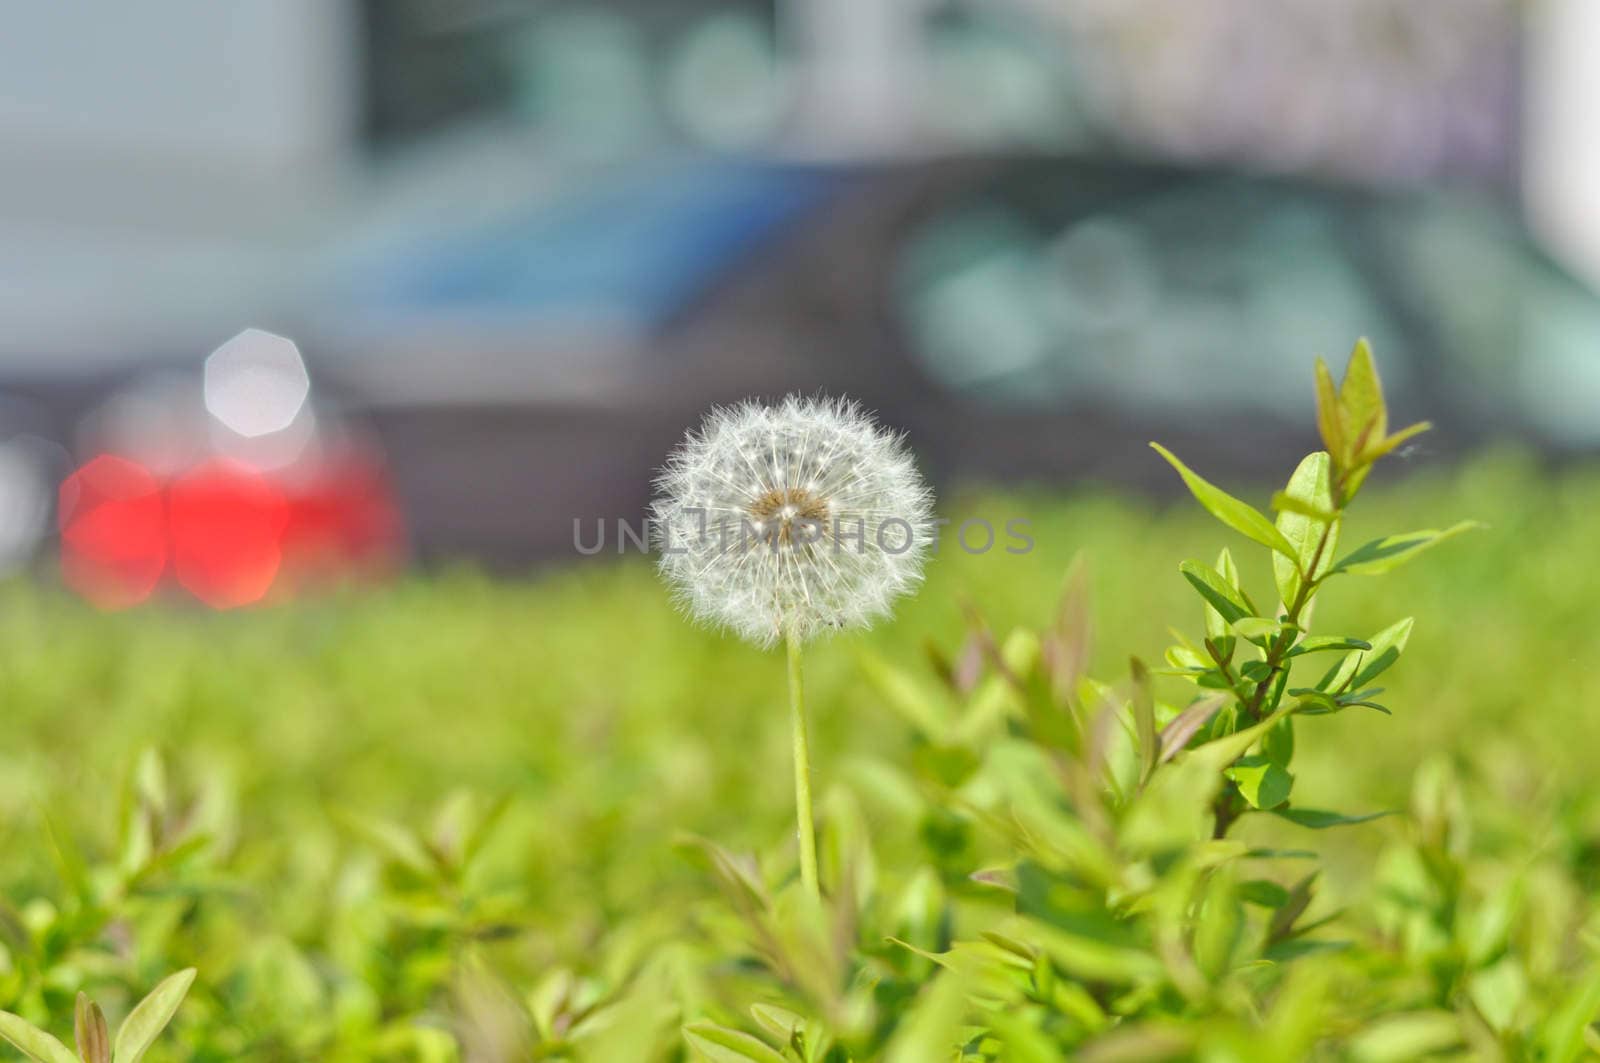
[1, 451, 1598, 1060]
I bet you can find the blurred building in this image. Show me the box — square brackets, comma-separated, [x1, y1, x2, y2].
[0, 3, 354, 364]
[1525, 0, 1600, 290]
[0, 0, 1554, 369]
[0, 2, 1597, 578]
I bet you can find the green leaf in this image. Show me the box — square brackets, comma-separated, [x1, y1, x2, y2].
[1025, 921, 1165, 984]
[1362, 420, 1431, 463]
[1264, 715, 1294, 768]
[911, 743, 981, 789]
[40, 809, 90, 903]
[1203, 548, 1240, 658]
[1130, 658, 1157, 785]
[858, 650, 950, 739]
[1228, 755, 1293, 810]
[1229, 617, 1284, 644]
[76, 993, 111, 1063]
[1349, 618, 1413, 690]
[1240, 660, 1273, 682]
[1328, 522, 1479, 576]
[960, 628, 1047, 746]
[1273, 451, 1340, 608]
[676, 836, 767, 907]
[1044, 557, 1093, 697]
[1313, 658, 1360, 697]
[1338, 337, 1388, 459]
[1130, 705, 1292, 849]
[112, 968, 196, 1063]
[1284, 635, 1370, 658]
[1467, 959, 1526, 1034]
[1313, 618, 1412, 696]
[985, 1012, 1066, 1063]
[1342, 463, 1372, 504]
[1179, 560, 1255, 626]
[573, 981, 676, 1062]
[748, 1004, 806, 1044]
[1464, 877, 1524, 967]
[1240, 880, 1291, 908]
[883, 970, 973, 1063]
[1348, 1011, 1461, 1063]
[1271, 808, 1392, 829]
[1188, 706, 1294, 773]
[0, 1014, 79, 1063]
[1266, 871, 1318, 945]
[1313, 357, 1344, 464]
[683, 1021, 789, 1063]
[1194, 865, 1244, 979]
[1540, 963, 1600, 1063]
[1327, 338, 1401, 503]
[340, 812, 438, 878]
[437, 791, 512, 871]
[1270, 490, 1337, 522]
[1165, 639, 1207, 672]
[1289, 688, 1342, 714]
[1150, 443, 1298, 560]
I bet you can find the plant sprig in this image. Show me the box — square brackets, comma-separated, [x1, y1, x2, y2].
[0, 969, 194, 1063]
[1153, 338, 1474, 836]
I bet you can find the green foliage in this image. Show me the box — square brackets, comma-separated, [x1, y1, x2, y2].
[2, 341, 1598, 1059]
[0, 972, 192, 1063]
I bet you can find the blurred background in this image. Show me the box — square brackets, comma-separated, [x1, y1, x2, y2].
[4, 0, 1599, 607]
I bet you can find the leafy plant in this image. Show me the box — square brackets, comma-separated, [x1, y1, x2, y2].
[0, 968, 194, 1063]
[670, 339, 1502, 1061]
[5, 342, 1600, 1060]
[1149, 338, 1477, 838]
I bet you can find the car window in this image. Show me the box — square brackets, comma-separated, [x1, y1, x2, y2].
[897, 173, 1407, 421]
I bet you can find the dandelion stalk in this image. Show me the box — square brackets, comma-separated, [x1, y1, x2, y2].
[785, 629, 820, 899]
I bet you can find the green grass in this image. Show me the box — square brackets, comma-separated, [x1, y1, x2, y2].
[1, 451, 1598, 1059]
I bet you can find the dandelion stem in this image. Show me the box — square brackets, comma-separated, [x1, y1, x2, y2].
[786, 630, 820, 900]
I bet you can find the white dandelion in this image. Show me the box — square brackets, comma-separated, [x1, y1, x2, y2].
[652, 395, 933, 647]
[651, 395, 934, 899]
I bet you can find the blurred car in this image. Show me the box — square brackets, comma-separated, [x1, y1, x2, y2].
[308, 155, 1600, 563]
[51, 332, 402, 609]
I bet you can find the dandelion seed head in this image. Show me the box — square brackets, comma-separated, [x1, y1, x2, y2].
[652, 395, 933, 647]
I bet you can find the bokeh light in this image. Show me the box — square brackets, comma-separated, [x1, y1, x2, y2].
[664, 10, 785, 149]
[169, 459, 289, 609]
[60, 330, 403, 609]
[204, 329, 312, 439]
[509, 9, 654, 161]
[279, 450, 404, 587]
[0, 436, 56, 574]
[81, 372, 210, 477]
[58, 455, 166, 609]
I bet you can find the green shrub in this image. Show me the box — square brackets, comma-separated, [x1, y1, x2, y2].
[0, 343, 1597, 1060]
[660, 341, 1586, 1062]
